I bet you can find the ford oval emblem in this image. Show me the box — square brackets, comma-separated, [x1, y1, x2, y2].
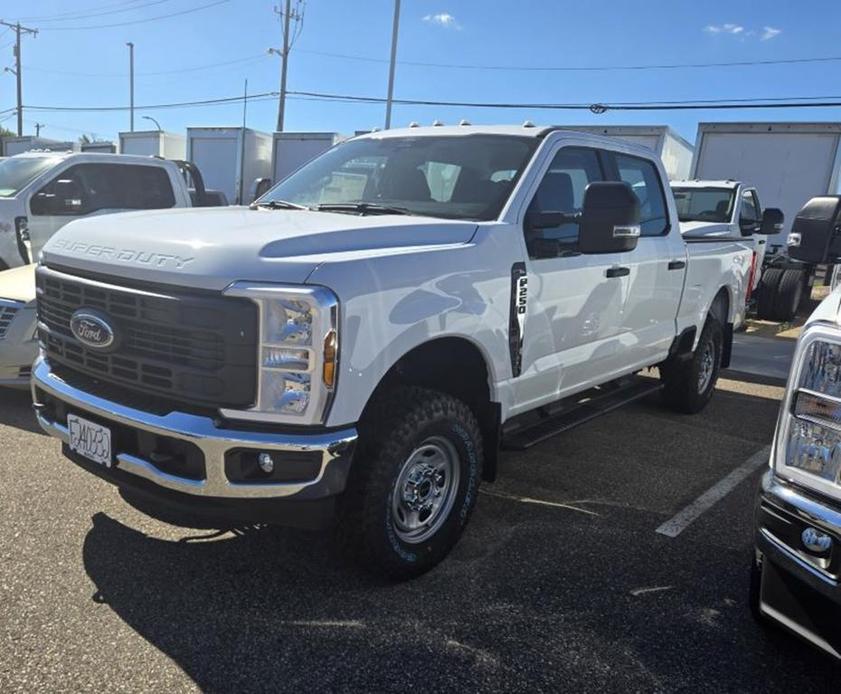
[70, 309, 116, 350]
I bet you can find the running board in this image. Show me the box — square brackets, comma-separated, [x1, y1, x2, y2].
[502, 376, 662, 451]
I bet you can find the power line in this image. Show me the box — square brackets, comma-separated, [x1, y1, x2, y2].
[296, 47, 841, 73]
[22, 0, 175, 25]
[23, 90, 841, 114]
[13, 1, 150, 22]
[37, 0, 229, 31]
[23, 53, 268, 78]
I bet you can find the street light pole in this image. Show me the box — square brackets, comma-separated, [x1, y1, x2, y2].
[141, 115, 161, 131]
[126, 42, 135, 132]
[384, 0, 401, 130]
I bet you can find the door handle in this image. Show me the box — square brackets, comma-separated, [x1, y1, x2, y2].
[667, 260, 686, 270]
[605, 266, 630, 278]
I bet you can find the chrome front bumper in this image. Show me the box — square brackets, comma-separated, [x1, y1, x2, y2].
[755, 471, 841, 659]
[31, 357, 357, 502]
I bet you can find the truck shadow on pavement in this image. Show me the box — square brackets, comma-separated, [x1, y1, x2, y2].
[81, 477, 840, 693]
[0, 388, 46, 436]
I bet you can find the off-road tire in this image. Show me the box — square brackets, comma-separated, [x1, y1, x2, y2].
[660, 316, 723, 414]
[773, 268, 805, 323]
[336, 386, 483, 580]
[756, 268, 783, 321]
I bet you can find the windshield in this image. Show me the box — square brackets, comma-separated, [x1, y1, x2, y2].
[671, 186, 736, 223]
[259, 134, 539, 221]
[0, 156, 62, 198]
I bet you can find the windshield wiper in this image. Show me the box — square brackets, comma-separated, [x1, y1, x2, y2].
[252, 199, 308, 210]
[312, 202, 416, 216]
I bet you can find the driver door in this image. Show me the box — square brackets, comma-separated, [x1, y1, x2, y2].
[27, 165, 94, 260]
[513, 146, 632, 414]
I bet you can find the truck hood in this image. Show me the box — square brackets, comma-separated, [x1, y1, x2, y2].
[0, 263, 36, 305]
[679, 220, 733, 237]
[41, 206, 479, 291]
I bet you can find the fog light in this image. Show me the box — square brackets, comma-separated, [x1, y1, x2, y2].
[257, 452, 275, 474]
[801, 527, 833, 555]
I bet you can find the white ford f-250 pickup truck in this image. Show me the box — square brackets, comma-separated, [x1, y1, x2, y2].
[32, 125, 752, 578]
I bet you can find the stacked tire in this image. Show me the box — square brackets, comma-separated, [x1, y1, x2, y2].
[755, 267, 805, 322]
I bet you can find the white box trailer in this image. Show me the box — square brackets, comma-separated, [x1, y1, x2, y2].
[557, 125, 694, 180]
[80, 141, 117, 153]
[187, 127, 272, 205]
[272, 131, 342, 185]
[690, 122, 841, 236]
[2, 136, 76, 156]
[118, 130, 186, 159]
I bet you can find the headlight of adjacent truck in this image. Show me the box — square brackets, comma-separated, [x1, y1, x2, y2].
[775, 324, 841, 502]
[221, 282, 339, 425]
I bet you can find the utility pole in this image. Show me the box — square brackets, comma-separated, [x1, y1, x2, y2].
[0, 20, 38, 136]
[126, 42, 135, 132]
[384, 0, 401, 130]
[271, 1, 304, 132]
[34, 122, 43, 136]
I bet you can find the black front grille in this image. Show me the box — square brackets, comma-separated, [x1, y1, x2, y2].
[37, 267, 259, 409]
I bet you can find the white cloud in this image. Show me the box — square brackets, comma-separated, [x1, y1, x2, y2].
[423, 12, 460, 29]
[705, 23, 744, 34]
[761, 26, 782, 40]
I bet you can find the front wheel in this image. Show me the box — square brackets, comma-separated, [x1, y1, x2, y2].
[337, 386, 483, 579]
[660, 316, 723, 414]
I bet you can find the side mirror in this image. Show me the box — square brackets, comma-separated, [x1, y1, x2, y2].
[759, 208, 785, 235]
[788, 196, 841, 264]
[578, 182, 640, 254]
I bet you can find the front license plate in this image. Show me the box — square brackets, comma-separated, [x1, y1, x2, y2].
[68, 414, 112, 467]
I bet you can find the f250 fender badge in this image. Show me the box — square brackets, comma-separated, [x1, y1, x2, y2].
[70, 309, 116, 350]
[509, 263, 528, 377]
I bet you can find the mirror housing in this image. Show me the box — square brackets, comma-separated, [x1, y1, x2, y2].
[578, 181, 640, 254]
[759, 207, 784, 235]
[787, 196, 841, 264]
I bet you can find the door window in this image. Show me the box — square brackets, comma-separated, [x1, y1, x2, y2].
[614, 154, 669, 237]
[31, 164, 176, 216]
[524, 147, 603, 256]
[740, 190, 759, 225]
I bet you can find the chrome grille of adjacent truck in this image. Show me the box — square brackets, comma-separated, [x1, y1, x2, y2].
[0, 301, 21, 341]
[35, 266, 259, 409]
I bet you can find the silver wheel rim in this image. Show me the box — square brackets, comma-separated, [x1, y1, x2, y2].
[698, 339, 715, 393]
[391, 436, 461, 544]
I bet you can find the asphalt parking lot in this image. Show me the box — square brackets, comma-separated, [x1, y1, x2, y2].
[1, 347, 839, 691]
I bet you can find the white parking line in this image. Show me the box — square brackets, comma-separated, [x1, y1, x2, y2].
[655, 445, 771, 538]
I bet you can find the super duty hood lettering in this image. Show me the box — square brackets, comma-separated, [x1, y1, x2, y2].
[51, 238, 195, 269]
[40, 207, 478, 291]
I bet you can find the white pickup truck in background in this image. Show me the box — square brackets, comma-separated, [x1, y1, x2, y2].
[671, 180, 785, 324]
[0, 152, 223, 387]
[32, 125, 752, 577]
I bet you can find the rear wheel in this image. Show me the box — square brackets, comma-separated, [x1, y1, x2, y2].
[773, 268, 805, 322]
[660, 316, 723, 414]
[756, 268, 783, 320]
[337, 386, 483, 579]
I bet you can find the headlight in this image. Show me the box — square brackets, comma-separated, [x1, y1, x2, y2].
[220, 282, 339, 425]
[775, 325, 841, 501]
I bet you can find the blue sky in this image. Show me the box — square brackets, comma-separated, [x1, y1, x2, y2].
[1, 0, 840, 144]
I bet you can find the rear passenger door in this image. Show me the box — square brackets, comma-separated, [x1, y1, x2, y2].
[514, 146, 634, 413]
[609, 152, 685, 367]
